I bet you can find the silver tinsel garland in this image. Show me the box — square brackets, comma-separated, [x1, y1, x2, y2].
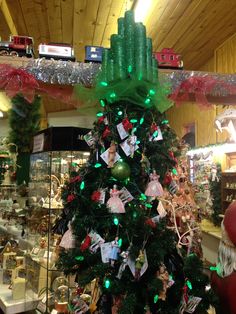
[24, 59, 236, 98]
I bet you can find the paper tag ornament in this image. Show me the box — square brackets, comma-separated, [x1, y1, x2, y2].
[100, 148, 120, 166]
[117, 122, 129, 140]
[157, 201, 167, 217]
[149, 126, 163, 142]
[89, 231, 105, 253]
[120, 138, 138, 157]
[128, 249, 148, 279]
[179, 296, 202, 314]
[100, 242, 112, 263]
[84, 131, 96, 147]
[119, 187, 134, 204]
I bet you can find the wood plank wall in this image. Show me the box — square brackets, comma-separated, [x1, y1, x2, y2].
[167, 31, 236, 147]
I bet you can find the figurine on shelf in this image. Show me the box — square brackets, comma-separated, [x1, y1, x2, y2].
[107, 185, 125, 213]
[145, 170, 164, 198]
[109, 236, 120, 267]
[108, 141, 116, 168]
[59, 222, 75, 250]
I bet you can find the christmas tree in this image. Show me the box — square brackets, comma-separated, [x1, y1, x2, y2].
[57, 10, 216, 314]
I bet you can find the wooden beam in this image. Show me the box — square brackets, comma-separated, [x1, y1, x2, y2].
[0, 0, 18, 35]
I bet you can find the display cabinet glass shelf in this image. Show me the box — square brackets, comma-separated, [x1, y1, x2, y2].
[25, 127, 90, 313]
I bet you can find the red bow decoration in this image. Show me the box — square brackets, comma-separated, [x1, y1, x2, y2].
[0, 64, 39, 103]
[67, 194, 76, 203]
[170, 75, 233, 109]
[102, 126, 111, 138]
[70, 175, 81, 184]
[98, 116, 105, 124]
[122, 117, 133, 132]
[91, 190, 101, 202]
[80, 235, 91, 252]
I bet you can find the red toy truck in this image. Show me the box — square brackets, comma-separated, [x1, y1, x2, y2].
[0, 35, 34, 57]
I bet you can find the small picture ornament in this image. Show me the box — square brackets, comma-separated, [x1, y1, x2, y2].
[128, 249, 148, 280]
[120, 137, 138, 157]
[100, 147, 120, 167]
[117, 122, 129, 140]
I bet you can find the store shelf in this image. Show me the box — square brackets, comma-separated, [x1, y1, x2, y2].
[0, 284, 40, 314]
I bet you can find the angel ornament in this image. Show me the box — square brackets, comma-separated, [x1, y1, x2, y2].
[127, 133, 137, 158]
[107, 185, 125, 213]
[145, 170, 164, 198]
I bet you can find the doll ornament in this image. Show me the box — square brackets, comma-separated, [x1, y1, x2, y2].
[145, 170, 164, 198]
[109, 236, 120, 267]
[108, 141, 116, 168]
[107, 185, 125, 213]
[59, 222, 75, 250]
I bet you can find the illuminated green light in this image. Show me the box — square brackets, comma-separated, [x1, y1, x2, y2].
[169, 274, 173, 280]
[161, 119, 169, 124]
[96, 112, 103, 117]
[109, 92, 116, 98]
[145, 203, 152, 208]
[113, 217, 119, 226]
[100, 81, 108, 87]
[144, 98, 151, 105]
[94, 163, 102, 168]
[172, 168, 178, 175]
[149, 89, 156, 96]
[136, 140, 140, 145]
[104, 279, 110, 289]
[139, 117, 144, 125]
[186, 280, 192, 290]
[133, 211, 137, 218]
[128, 65, 132, 73]
[133, 127, 137, 133]
[80, 181, 85, 190]
[130, 119, 138, 123]
[154, 294, 159, 303]
[153, 130, 158, 138]
[140, 193, 147, 200]
[75, 256, 84, 261]
[118, 238, 122, 247]
[100, 99, 106, 107]
[118, 110, 123, 116]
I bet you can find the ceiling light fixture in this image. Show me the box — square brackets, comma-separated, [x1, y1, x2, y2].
[134, 0, 152, 23]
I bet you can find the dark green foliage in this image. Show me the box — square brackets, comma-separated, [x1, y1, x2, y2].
[57, 100, 216, 313]
[8, 94, 41, 153]
[210, 164, 222, 226]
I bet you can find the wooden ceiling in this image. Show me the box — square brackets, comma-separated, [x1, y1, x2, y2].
[0, 0, 235, 70]
[0, 0, 236, 113]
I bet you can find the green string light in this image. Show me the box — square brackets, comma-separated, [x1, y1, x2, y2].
[140, 193, 147, 201]
[153, 130, 158, 138]
[118, 110, 123, 116]
[100, 81, 108, 87]
[75, 256, 84, 261]
[80, 181, 85, 190]
[149, 89, 156, 96]
[94, 163, 102, 168]
[136, 140, 140, 145]
[139, 117, 144, 125]
[100, 99, 106, 107]
[128, 65, 132, 73]
[161, 119, 169, 124]
[144, 98, 151, 105]
[186, 280, 192, 290]
[145, 203, 152, 209]
[109, 92, 116, 98]
[96, 112, 103, 117]
[113, 217, 119, 225]
[130, 119, 138, 123]
[104, 279, 111, 289]
[133, 211, 137, 218]
[118, 238, 122, 247]
[172, 168, 178, 175]
[154, 294, 159, 303]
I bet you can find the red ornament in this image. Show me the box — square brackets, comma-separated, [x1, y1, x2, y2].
[98, 116, 105, 124]
[80, 235, 91, 252]
[183, 284, 189, 303]
[150, 122, 158, 133]
[163, 172, 172, 186]
[67, 194, 76, 203]
[122, 117, 133, 132]
[102, 126, 111, 138]
[91, 190, 101, 202]
[70, 175, 81, 183]
[145, 218, 156, 229]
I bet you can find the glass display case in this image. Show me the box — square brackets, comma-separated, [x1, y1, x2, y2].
[25, 127, 90, 313]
